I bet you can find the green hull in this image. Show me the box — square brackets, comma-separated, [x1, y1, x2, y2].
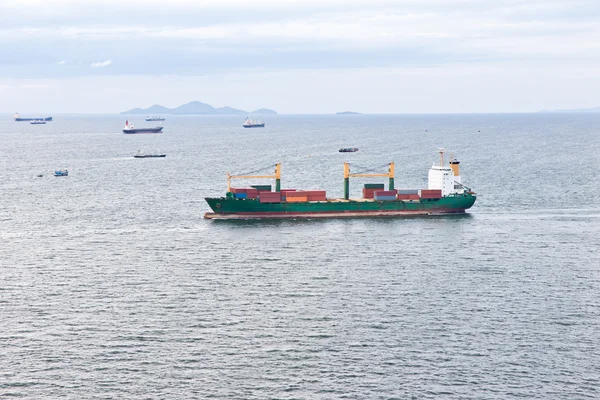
[204, 193, 476, 219]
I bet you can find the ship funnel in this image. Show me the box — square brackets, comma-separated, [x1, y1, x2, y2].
[449, 158, 460, 176]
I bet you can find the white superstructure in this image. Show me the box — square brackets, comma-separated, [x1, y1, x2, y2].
[427, 148, 464, 196]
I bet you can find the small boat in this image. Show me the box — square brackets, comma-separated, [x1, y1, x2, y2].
[37, 174, 43, 178]
[54, 169, 68, 177]
[243, 117, 265, 128]
[145, 116, 165, 121]
[14, 112, 52, 122]
[30, 119, 46, 125]
[122, 120, 163, 134]
[134, 150, 166, 158]
[339, 148, 359, 153]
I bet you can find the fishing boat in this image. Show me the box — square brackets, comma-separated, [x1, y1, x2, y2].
[145, 116, 165, 121]
[243, 117, 265, 128]
[30, 119, 47, 125]
[54, 169, 68, 177]
[134, 150, 166, 158]
[122, 120, 163, 134]
[14, 112, 52, 122]
[339, 148, 359, 153]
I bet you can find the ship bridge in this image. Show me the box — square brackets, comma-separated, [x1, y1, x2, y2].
[428, 148, 464, 196]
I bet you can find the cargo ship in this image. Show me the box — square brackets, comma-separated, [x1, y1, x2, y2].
[204, 149, 476, 219]
[14, 112, 52, 122]
[134, 150, 166, 158]
[122, 120, 163, 134]
[145, 116, 165, 121]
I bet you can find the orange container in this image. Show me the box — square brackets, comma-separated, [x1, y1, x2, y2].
[285, 196, 308, 203]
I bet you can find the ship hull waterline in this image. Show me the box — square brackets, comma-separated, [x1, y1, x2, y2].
[122, 128, 163, 134]
[204, 194, 476, 219]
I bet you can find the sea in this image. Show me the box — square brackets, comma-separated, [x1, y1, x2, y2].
[1, 113, 599, 399]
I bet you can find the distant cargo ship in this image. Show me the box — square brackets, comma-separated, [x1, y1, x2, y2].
[243, 117, 265, 128]
[204, 149, 476, 219]
[14, 112, 52, 122]
[122, 121, 163, 134]
[134, 150, 166, 158]
[339, 147, 359, 152]
[145, 116, 165, 121]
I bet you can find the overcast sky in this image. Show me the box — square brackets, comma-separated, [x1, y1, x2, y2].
[1, 0, 599, 113]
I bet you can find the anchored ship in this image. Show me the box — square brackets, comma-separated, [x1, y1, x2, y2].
[204, 149, 476, 219]
[134, 150, 166, 158]
[14, 112, 52, 122]
[122, 120, 163, 134]
[243, 117, 265, 128]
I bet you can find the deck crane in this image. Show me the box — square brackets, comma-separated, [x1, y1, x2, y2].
[227, 163, 281, 193]
[343, 162, 395, 200]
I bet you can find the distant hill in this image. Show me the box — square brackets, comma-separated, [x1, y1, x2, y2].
[121, 101, 277, 115]
[539, 106, 600, 113]
[336, 111, 362, 115]
[252, 108, 278, 115]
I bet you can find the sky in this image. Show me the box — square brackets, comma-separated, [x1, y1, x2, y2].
[1, 0, 600, 114]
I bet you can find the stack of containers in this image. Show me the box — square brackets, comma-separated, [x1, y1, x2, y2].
[363, 183, 385, 199]
[245, 188, 259, 199]
[230, 188, 247, 199]
[259, 192, 281, 203]
[419, 189, 443, 199]
[285, 191, 308, 203]
[374, 189, 398, 201]
[303, 190, 327, 201]
[279, 189, 297, 201]
[397, 189, 420, 200]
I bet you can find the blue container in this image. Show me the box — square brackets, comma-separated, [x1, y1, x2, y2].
[374, 195, 397, 201]
[234, 193, 247, 199]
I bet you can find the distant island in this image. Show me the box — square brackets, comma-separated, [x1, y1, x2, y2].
[336, 111, 362, 115]
[121, 101, 277, 115]
[539, 106, 600, 113]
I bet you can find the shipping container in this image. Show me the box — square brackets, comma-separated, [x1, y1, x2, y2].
[398, 194, 420, 200]
[251, 185, 272, 191]
[230, 188, 246, 194]
[285, 196, 308, 203]
[234, 193, 247, 199]
[285, 191, 310, 198]
[259, 197, 281, 204]
[374, 190, 398, 196]
[364, 183, 385, 189]
[420, 189, 442, 196]
[374, 195, 397, 201]
[398, 189, 419, 195]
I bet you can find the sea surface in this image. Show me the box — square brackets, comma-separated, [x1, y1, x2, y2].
[1, 113, 599, 399]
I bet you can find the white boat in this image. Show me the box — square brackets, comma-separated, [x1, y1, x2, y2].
[243, 117, 265, 128]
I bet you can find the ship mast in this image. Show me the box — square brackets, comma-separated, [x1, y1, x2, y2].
[437, 148, 446, 167]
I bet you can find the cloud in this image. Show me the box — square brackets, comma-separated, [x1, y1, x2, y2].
[91, 60, 112, 68]
[58, 60, 67, 65]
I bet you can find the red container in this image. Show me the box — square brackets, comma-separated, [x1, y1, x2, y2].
[285, 191, 308, 198]
[398, 194, 421, 200]
[230, 188, 246, 194]
[363, 188, 375, 199]
[280, 189, 297, 193]
[374, 190, 397, 196]
[259, 192, 281, 203]
[420, 189, 442, 196]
